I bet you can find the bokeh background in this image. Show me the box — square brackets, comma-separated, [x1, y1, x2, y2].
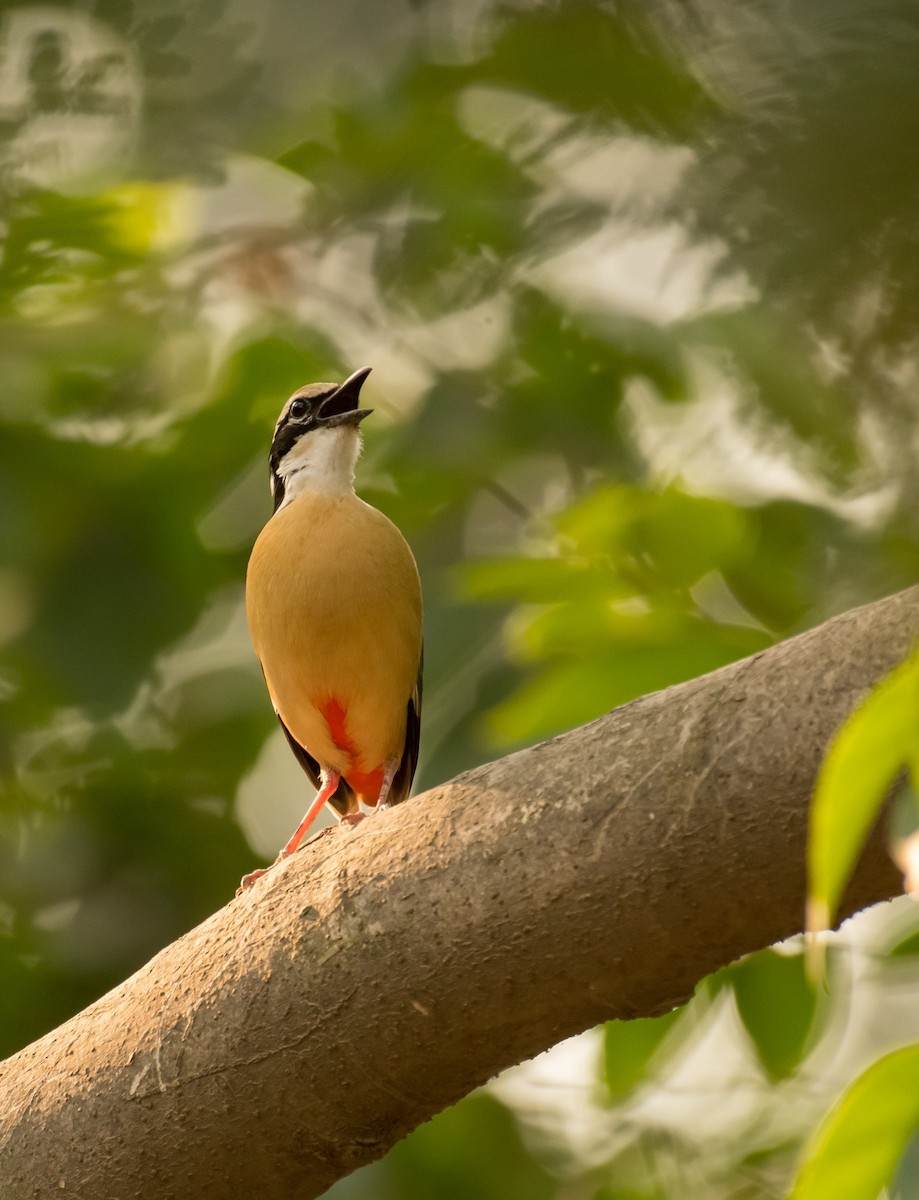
[3, 1, 919, 1196]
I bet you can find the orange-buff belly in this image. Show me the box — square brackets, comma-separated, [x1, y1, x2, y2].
[246, 491, 422, 785]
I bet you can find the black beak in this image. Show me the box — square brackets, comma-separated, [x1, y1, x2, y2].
[318, 366, 373, 427]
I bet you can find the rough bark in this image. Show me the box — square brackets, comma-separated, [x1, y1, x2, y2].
[1, 587, 916, 1199]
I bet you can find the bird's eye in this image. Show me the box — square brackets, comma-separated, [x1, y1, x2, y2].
[289, 398, 308, 420]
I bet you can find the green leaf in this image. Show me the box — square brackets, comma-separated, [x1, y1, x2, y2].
[807, 650, 919, 935]
[484, 624, 767, 746]
[886, 927, 919, 959]
[631, 490, 751, 587]
[383, 1092, 556, 1200]
[729, 949, 817, 1081]
[789, 1044, 919, 1200]
[603, 1008, 683, 1100]
[458, 555, 621, 605]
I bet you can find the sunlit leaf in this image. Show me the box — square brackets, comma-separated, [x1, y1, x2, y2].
[485, 621, 768, 745]
[458, 556, 620, 605]
[789, 1044, 919, 1200]
[632, 490, 751, 586]
[807, 650, 919, 936]
[103, 181, 199, 254]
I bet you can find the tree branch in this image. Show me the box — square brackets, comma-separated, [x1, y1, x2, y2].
[2, 587, 916, 1199]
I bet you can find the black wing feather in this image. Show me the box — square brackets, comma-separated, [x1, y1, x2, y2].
[276, 711, 356, 817]
[390, 642, 423, 806]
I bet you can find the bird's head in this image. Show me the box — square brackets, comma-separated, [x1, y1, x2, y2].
[269, 366, 373, 511]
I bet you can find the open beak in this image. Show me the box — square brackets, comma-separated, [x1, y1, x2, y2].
[318, 366, 373, 427]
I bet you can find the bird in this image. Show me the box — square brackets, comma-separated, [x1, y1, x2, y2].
[237, 366, 423, 893]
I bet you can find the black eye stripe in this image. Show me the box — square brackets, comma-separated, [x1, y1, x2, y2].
[270, 421, 305, 473]
[268, 383, 341, 510]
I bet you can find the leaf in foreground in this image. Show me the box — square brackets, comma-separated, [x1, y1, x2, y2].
[789, 1043, 919, 1200]
[807, 651, 919, 938]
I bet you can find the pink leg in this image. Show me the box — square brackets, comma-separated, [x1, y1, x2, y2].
[377, 757, 398, 807]
[236, 770, 340, 895]
[352, 758, 400, 819]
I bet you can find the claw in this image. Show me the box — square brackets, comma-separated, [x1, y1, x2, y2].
[236, 865, 272, 895]
[339, 812, 366, 827]
[235, 770, 341, 897]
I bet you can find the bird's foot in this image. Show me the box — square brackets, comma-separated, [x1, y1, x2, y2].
[235, 849, 291, 896]
[339, 812, 366, 828]
[236, 770, 343, 897]
[236, 866, 270, 896]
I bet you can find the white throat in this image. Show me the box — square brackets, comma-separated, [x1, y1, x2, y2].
[276, 425, 361, 507]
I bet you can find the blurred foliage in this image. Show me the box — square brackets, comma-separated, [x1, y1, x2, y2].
[603, 1009, 683, 1100]
[795, 650, 919, 1197]
[808, 647, 919, 939]
[0, 0, 918, 1197]
[790, 1044, 919, 1200]
[376, 1093, 557, 1200]
[722, 949, 820, 1085]
[459, 482, 769, 742]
